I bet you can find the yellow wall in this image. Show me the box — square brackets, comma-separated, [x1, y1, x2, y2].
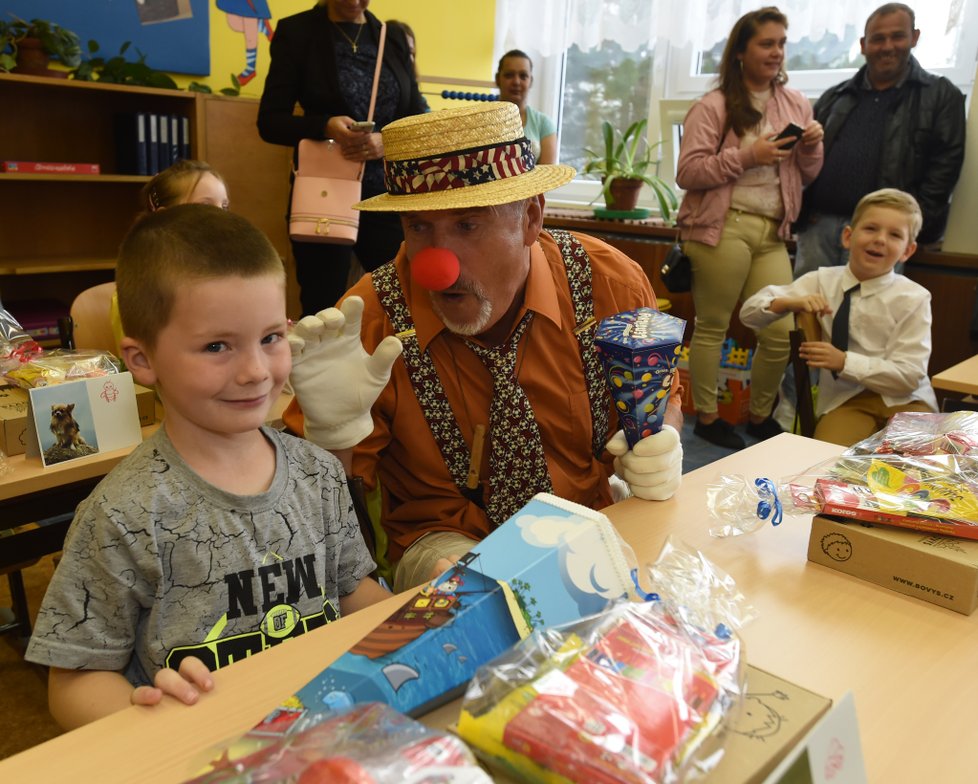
[170, 0, 497, 111]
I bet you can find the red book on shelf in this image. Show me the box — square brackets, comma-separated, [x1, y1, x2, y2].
[2, 161, 101, 175]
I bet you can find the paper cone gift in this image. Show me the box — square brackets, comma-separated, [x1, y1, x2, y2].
[595, 308, 687, 447]
[225, 494, 639, 741]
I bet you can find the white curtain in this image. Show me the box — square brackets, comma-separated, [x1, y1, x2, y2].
[495, 0, 969, 68]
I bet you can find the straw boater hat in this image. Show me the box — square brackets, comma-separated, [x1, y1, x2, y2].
[355, 102, 576, 211]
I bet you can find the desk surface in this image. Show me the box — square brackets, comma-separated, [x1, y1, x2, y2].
[0, 392, 292, 507]
[931, 353, 978, 396]
[2, 434, 976, 782]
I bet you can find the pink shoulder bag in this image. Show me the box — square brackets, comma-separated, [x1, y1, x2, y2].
[289, 23, 387, 245]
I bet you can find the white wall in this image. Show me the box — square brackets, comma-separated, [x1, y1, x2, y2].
[942, 60, 978, 254]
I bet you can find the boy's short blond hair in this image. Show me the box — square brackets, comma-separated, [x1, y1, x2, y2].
[850, 188, 923, 240]
[117, 204, 284, 349]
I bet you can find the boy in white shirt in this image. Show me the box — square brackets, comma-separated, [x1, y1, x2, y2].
[740, 188, 937, 445]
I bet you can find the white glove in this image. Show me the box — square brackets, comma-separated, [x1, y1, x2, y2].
[288, 296, 403, 450]
[605, 426, 683, 501]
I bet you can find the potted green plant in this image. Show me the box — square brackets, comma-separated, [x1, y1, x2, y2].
[71, 40, 177, 89]
[0, 16, 82, 75]
[582, 118, 678, 218]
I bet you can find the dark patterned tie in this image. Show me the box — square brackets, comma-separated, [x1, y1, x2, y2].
[831, 283, 860, 353]
[466, 312, 553, 526]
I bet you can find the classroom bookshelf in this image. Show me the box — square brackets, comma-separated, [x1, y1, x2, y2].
[0, 72, 296, 327]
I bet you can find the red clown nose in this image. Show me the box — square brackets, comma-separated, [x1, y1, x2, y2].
[410, 247, 460, 291]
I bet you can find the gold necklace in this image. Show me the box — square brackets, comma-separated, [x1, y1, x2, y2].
[334, 21, 365, 54]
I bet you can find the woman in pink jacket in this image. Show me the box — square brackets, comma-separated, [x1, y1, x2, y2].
[677, 6, 823, 450]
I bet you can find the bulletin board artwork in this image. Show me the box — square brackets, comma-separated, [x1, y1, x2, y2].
[2, 0, 210, 75]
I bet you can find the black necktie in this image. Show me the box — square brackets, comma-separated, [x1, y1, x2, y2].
[831, 283, 860, 353]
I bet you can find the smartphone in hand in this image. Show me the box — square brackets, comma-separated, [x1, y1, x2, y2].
[350, 120, 375, 132]
[773, 122, 804, 150]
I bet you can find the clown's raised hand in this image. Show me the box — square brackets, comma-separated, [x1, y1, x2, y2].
[288, 296, 402, 450]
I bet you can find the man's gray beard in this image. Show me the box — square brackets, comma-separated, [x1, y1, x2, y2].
[431, 285, 494, 337]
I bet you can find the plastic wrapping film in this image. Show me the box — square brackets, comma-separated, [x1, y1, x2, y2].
[0, 297, 43, 377]
[184, 701, 492, 783]
[707, 411, 978, 540]
[4, 349, 121, 389]
[458, 538, 753, 784]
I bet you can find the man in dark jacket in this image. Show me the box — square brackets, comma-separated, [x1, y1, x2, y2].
[793, 3, 966, 277]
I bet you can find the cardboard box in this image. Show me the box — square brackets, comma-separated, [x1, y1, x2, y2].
[0, 385, 30, 456]
[704, 666, 831, 784]
[0, 382, 154, 457]
[808, 514, 978, 615]
[133, 383, 156, 426]
[677, 363, 751, 424]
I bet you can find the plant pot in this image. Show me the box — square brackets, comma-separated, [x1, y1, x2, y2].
[607, 177, 643, 212]
[13, 38, 51, 76]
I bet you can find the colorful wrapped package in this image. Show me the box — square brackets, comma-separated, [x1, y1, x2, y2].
[458, 599, 744, 784]
[184, 702, 491, 783]
[594, 308, 687, 446]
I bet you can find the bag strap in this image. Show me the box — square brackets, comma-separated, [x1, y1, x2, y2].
[366, 23, 387, 122]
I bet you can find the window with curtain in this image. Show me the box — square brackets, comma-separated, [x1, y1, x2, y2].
[495, 0, 977, 207]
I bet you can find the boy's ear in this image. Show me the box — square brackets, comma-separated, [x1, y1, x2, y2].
[840, 224, 853, 249]
[899, 239, 918, 262]
[120, 337, 158, 388]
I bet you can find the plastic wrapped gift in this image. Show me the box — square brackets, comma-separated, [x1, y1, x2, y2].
[4, 348, 120, 389]
[184, 701, 491, 783]
[458, 538, 752, 784]
[594, 308, 687, 447]
[707, 411, 978, 540]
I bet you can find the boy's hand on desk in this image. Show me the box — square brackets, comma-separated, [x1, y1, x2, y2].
[289, 296, 403, 450]
[133, 656, 214, 708]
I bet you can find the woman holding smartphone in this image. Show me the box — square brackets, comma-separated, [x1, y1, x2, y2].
[676, 5, 823, 450]
[258, 0, 425, 315]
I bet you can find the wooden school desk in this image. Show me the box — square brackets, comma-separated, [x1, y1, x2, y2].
[1, 434, 976, 783]
[931, 353, 978, 396]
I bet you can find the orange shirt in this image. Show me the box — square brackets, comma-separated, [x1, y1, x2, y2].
[284, 231, 677, 559]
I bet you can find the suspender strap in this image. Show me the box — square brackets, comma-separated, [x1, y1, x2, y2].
[544, 229, 609, 459]
[372, 263, 474, 495]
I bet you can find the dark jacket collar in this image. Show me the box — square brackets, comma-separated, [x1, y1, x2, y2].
[844, 55, 937, 94]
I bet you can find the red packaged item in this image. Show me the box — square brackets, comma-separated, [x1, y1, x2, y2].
[459, 599, 744, 784]
[185, 702, 491, 783]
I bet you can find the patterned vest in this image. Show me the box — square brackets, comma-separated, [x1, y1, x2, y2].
[371, 229, 610, 514]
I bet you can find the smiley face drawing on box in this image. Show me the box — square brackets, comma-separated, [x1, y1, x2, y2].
[821, 532, 852, 562]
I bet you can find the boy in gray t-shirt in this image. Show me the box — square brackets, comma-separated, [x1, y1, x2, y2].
[27, 205, 397, 729]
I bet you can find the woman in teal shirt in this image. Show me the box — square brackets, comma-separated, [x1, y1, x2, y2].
[495, 49, 557, 164]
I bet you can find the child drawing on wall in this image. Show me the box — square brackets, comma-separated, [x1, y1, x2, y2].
[218, 0, 274, 86]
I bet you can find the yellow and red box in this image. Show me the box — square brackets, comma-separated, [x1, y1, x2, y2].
[677, 360, 751, 425]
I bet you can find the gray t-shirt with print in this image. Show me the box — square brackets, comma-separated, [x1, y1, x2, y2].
[26, 426, 375, 686]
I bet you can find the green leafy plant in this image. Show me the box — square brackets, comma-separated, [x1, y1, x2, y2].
[71, 39, 177, 89]
[188, 74, 243, 97]
[582, 118, 678, 219]
[0, 16, 82, 72]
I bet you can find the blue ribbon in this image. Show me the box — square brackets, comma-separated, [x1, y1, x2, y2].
[629, 568, 659, 602]
[754, 477, 783, 527]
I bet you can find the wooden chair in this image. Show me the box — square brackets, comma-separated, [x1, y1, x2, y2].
[66, 282, 118, 354]
[789, 312, 821, 438]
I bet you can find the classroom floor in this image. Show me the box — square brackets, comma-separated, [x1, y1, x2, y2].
[0, 413, 738, 761]
[0, 555, 61, 761]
